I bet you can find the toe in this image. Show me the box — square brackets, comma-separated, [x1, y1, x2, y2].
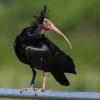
[41, 88, 46, 92]
[20, 86, 34, 94]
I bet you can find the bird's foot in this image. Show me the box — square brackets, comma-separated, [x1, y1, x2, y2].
[41, 88, 46, 92]
[20, 86, 34, 94]
[20, 84, 46, 96]
[34, 88, 46, 96]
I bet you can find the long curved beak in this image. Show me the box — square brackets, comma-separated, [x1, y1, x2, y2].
[50, 24, 72, 49]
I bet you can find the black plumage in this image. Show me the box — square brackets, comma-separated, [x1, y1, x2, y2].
[14, 6, 76, 91]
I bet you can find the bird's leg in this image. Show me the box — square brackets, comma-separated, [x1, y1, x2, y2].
[34, 72, 47, 95]
[42, 72, 47, 92]
[20, 68, 36, 93]
[29, 68, 36, 90]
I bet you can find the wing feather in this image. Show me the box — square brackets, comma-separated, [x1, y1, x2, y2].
[51, 72, 70, 86]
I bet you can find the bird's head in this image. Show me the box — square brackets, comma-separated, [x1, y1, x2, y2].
[42, 18, 72, 49]
[33, 6, 72, 49]
[42, 19, 53, 31]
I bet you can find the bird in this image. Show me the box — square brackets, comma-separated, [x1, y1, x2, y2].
[14, 6, 76, 94]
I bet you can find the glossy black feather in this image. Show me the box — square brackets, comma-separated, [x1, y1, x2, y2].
[33, 6, 48, 24]
[51, 72, 70, 86]
[14, 30, 76, 85]
[42, 37, 76, 74]
[14, 6, 76, 86]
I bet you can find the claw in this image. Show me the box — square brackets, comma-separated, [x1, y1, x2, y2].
[34, 88, 40, 96]
[34, 88, 46, 96]
[41, 88, 46, 92]
[20, 86, 33, 94]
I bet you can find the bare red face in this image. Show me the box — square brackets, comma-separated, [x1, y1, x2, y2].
[42, 19, 53, 31]
[42, 19, 72, 49]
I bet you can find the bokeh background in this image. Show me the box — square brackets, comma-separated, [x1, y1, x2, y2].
[0, 0, 100, 99]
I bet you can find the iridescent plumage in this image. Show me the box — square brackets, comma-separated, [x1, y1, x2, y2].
[14, 6, 76, 94]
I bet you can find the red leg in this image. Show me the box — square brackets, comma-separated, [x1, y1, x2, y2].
[42, 72, 47, 92]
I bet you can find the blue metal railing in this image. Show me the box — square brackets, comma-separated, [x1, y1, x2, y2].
[0, 88, 100, 100]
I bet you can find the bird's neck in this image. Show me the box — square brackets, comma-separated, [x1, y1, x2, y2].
[34, 24, 45, 35]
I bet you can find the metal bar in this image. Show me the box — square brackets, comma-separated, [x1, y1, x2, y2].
[0, 88, 100, 100]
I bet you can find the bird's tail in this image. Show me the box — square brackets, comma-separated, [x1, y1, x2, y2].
[51, 72, 70, 86]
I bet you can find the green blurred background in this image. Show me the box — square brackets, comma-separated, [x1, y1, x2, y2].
[0, 0, 100, 98]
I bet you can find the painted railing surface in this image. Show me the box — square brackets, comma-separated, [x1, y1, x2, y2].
[0, 88, 100, 100]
